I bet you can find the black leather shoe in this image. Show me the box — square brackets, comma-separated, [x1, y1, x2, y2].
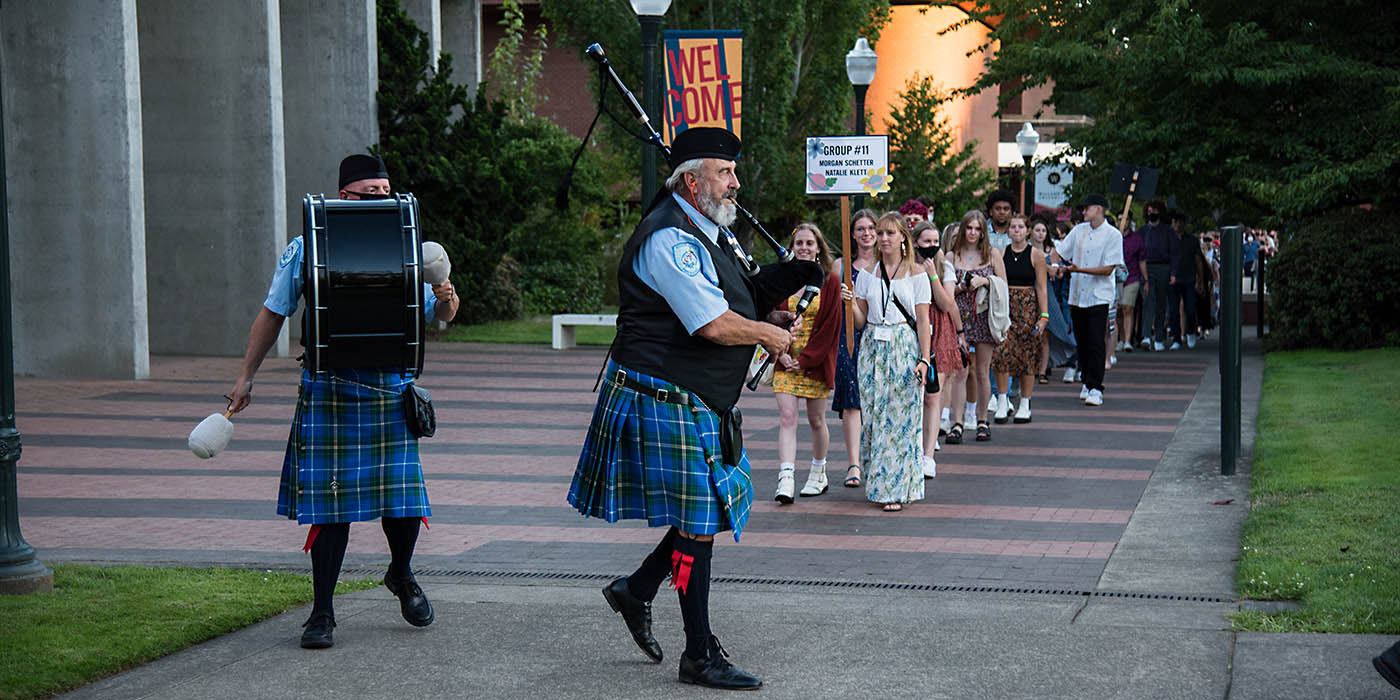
[300, 610, 335, 649]
[1376, 640, 1400, 690]
[678, 636, 762, 690]
[384, 573, 435, 627]
[602, 577, 663, 662]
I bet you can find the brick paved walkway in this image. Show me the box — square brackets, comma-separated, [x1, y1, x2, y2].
[15, 342, 1209, 590]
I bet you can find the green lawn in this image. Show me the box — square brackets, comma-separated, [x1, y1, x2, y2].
[0, 565, 375, 700]
[436, 314, 616, 346]
[1232, 348, 1400, 633]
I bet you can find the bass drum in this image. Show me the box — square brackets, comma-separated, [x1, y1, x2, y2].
[301, 194, 425, 377]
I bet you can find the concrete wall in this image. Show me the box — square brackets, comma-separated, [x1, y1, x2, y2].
[138, 0, 287, 357]
[402, 0, 443, 70]
[1, 1, 150, 378]
[442, 0, 482, 96]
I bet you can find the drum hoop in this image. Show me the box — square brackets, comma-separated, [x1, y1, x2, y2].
[304, 193, 328, 378]
[399, 193, 425, 379]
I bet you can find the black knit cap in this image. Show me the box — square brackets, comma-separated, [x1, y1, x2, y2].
[338, 154, 390, 189]
[1080, 193, 1110, 209]
[667, 127, 741, 169]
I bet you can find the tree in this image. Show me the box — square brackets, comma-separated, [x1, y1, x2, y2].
[955, 0, 1400, 223]
[874, 74, 997, 222]
[541, 0, 890, 240]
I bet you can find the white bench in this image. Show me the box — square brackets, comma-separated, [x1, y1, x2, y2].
[551, 314, 617, 350]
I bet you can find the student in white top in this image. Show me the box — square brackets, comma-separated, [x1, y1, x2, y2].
[841, 212, 930, 513]
[1052, 193, 1124, 406]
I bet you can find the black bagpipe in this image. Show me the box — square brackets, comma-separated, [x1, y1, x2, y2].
[584, 43, 823, 390]
[301, 193, 426, 377]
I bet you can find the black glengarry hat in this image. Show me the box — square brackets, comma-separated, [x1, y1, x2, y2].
[339, 154, 390, 189]
[667, 127, 741, 169]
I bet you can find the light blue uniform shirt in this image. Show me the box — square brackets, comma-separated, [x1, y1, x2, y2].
[632, 193, 732, 335]
[264, 235, 438, 322]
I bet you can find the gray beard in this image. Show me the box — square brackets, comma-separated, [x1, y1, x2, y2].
[697, 190, 737, 227]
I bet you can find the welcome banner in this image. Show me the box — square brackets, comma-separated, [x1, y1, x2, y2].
[662, 30, 742, 144]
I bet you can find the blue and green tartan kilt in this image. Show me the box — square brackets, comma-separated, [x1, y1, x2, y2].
[277, 368, 432, 525]
[567, 360, 753, 541]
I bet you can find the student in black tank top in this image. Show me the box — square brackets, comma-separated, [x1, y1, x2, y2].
[991, 215, 1049, 424]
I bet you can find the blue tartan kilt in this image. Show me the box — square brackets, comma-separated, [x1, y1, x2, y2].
[277, 368, 432, 525]
[567, 360, 753, 541]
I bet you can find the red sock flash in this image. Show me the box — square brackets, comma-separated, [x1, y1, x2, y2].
[303, 524, 322, 552]
[670, 550, 695, 595]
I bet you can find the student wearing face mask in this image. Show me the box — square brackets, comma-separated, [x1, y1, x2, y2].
[913, 221, 962, 477]
[1138, 200, 1179, 351]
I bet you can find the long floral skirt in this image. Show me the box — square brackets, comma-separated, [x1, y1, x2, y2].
[992, 286, 1044, 377]
[857, 323, 925, 505]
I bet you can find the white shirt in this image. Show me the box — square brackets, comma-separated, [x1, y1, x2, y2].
[1055, 219, 1124, 308]
[854, 263, 930, 325]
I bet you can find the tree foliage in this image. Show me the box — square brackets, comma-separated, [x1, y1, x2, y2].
[375, 0, 628, 322]
[957, 0, 1400, 223]
[873, 74, 998, 222]
[541, 0, 890, 238]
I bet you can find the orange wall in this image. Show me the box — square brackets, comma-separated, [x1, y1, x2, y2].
[867, 5, 1000, 169]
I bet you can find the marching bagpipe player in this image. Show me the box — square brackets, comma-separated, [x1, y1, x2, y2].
[224, 154, 459, 649]
[567, 127, 822, 690]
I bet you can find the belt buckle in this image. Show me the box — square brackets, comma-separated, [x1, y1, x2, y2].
[613, 369, 627, 388]
[655, 388, 669, 403]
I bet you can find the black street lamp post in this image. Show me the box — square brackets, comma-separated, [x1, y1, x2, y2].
[0, 58, 53, 595]
[845, 38, 877, 211]
[1015, 122, 1040, 214]
[632, 0, 671, 206]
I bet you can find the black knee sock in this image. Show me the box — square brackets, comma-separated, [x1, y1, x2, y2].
[673, 536, 714, 660]
[380, 517, 420, 580]
[309, 523, 350, 616]
[626, 527, 678, 601]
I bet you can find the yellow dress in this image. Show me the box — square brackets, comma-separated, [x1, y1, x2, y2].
[772, 292, 831, 399]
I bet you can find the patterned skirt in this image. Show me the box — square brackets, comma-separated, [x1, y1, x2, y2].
[857, 324, 925, 505]
[773, 293, 831, 399]
[278, 369, 430, 525]
[567, 360, 753, 540]
[930, 307, 963, 374]
[955, 288, 995, 345]
[831, 310, 863, 413]
[992, 287, 1045, 377]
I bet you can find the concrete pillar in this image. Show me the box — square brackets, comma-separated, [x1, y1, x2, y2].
[1, 1, 150, 378]
[401, 0, 442, 70]
[138, 0, 287, 357]
[279, 0, 377, 347]
[442, 0, 482, 96]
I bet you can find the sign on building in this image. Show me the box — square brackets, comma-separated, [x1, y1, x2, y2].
[804, 136, 891, 196]
[663, 30, 742, 143]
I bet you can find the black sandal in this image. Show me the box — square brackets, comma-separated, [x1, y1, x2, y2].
[946, 423, 964, 444]
[844, 465, 862, 487]
[1037, 373, 1050, 385]
[975, 421, 991, 441]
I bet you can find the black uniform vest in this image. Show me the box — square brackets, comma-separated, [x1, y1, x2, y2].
[613, 195, 758, 413]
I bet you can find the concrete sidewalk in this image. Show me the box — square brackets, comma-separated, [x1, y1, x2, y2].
[29, 334, 1399, 699]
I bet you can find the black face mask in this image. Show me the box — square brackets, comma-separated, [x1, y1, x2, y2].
[1147, 212, 1160, 223]
[916, 245, 940, 260]
[346, 190, 393, 200]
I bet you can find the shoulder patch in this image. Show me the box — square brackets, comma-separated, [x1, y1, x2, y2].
[672, 242, 702, 277]
[278, 238, 301, 268]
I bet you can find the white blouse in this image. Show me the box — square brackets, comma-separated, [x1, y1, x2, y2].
[855, 264, 931, 325]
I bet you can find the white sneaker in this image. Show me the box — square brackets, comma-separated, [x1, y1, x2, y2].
[993, 394, 1011, 424]
[1013, 399, 1032, 423]
[933, 438, 941, 452]
[1169, 341, 1182, 350]
[1140, 338, 1152, 349]
[1079, 384, 1090, 401]
[1062, 367, 1076, 383]
[1084, 389, 1104, 406]
[774, 470, 795, 504]
[1075, 370, 1083, 382]
[1153, 341, 1166, 351]
[940, 416, 951, 434]
[1109, 355, 1118, 367]
[922, 455, 937, 479]
[1187, 334, 1198, 349]
[799, 466, 828, 497]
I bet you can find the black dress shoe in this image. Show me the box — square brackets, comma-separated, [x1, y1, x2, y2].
[678, 636, 762, 690]
[602, 577, 663, 662]
[300, 610, 335, 649]
[1375, 640, 1400, 690]
[384, 573, 435, 627]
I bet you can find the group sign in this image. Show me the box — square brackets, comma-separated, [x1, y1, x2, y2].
[662, 30, 742, 144]
[804, 136, 890, 196]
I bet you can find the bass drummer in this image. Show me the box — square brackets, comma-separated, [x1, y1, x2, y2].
[225, 154, 458, 649]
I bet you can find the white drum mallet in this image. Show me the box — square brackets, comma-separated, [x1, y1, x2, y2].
[422, 241, 451, 285]
[188, 410, 235, 459]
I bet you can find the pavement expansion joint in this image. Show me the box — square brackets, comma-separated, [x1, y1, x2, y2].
[270, 565, 1236, 605]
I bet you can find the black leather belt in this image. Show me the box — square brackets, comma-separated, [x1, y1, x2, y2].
[613, 369, 691, 406]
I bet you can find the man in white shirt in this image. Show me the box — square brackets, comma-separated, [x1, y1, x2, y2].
[1053, 193, 1123, 406]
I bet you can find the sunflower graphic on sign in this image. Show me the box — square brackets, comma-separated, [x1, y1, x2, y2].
[860, 167, 892, 196]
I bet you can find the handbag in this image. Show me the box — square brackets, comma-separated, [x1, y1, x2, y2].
[877, 263, 939, 388]
[402, 384, 436, 438]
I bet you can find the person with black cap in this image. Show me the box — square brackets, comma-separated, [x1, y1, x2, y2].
[225, 154, 459, 649]
[567, 127, 819, 690]
[1052, 193, 1123, 407]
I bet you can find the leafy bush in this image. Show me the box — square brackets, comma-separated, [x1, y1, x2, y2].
[375, 0, 628, 324]
[1266, 208, 1400, 350]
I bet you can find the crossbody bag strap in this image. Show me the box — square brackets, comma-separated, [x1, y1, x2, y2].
[878, 261, 919, 329]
